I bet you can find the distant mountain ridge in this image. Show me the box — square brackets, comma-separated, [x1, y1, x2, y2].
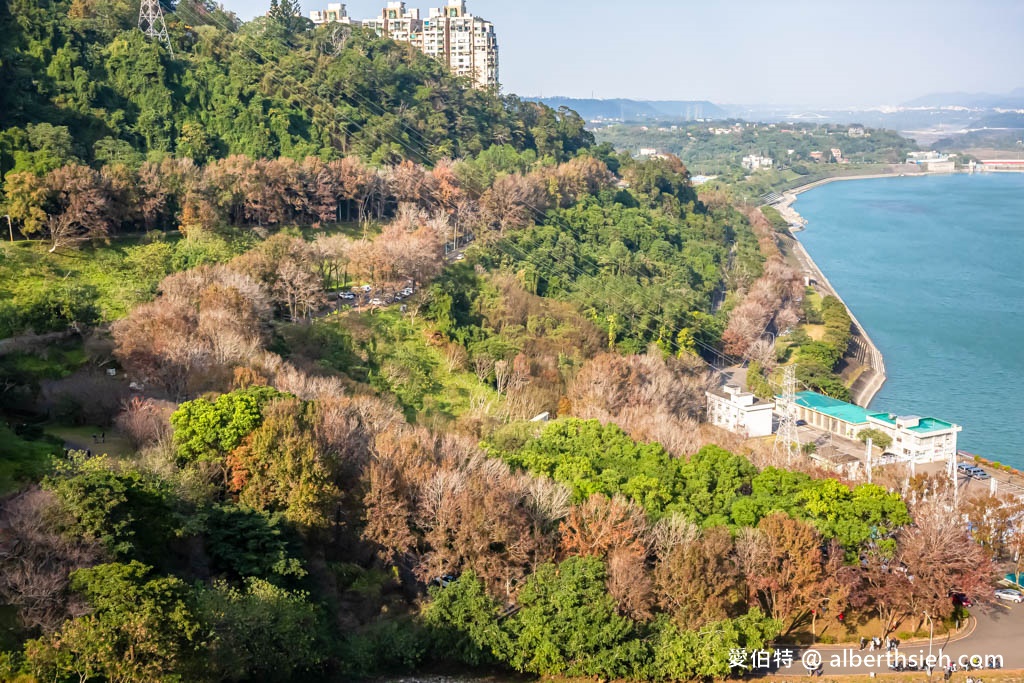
[526, 97, 727, 121]
[903, 88, 1024, 109]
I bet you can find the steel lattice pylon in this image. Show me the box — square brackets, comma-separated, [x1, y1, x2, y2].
[773, 364, 802, 463]
[139, 0, 173, 55]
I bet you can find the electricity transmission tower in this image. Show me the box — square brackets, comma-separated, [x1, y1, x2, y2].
[773, 364, 802, 463]
[139, 0, 173, 55]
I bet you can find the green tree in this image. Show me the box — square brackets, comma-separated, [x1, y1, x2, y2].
[421, 572, 511, 667]
[676, 445, 758, 526]
[26, 562, 200, 683]
[857, 428, 892, 452]
[197, 578, 326, 682]
[203, 504, 306, 583]
[506, 557, 644, 679]
[650, 608, 781, 681]
[171, 386, 284, 466]
[43, 453, 177, 562]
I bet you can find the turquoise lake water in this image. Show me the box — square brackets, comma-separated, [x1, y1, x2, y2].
[794, 173, 1024, 470]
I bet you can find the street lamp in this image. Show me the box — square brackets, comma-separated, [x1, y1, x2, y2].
[4, 215, 11, 242]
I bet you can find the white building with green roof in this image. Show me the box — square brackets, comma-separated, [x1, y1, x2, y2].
[865, 412, 961, 463]
[788, 391, 960, 463]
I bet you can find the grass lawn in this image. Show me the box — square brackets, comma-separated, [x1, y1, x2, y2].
[307, 307, 505, 426]
[0, 235, 183, 323]
[803, 324, 827, 342]
[0, 423, 61, 494]
[44, 424, 135, 458]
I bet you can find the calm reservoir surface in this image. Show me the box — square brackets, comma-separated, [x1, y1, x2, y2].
[794, 173, 1024, 470]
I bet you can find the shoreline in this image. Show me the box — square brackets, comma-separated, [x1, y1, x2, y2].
[774, 167, 1003, 407]
[770, 171, 916, 408]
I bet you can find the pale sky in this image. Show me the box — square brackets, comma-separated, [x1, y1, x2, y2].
[218, 0, 1023, 106]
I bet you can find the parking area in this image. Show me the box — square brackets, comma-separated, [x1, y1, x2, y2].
[326, 281, 417, 311]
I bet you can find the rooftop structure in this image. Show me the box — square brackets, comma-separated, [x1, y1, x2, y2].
[309, 3, 356, 25]
[309, 0, 498, 88]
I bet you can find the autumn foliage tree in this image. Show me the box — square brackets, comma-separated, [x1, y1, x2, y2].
[567, 350, 710, 456]
[722, 258, 803, 357]
[112, 266, 272, 396]
[736, 512, 849, 634]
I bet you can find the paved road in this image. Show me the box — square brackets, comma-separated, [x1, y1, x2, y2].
[759, 601, 1024, 677]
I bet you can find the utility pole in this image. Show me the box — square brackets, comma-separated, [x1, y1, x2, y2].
[774, 364, 801, 464]
[865, 437, 873, 483]
[951, 447, 959, 511]
[923, 611, 934, 675]
[139, 0, 173, 55]
[4, 215, 12, 242]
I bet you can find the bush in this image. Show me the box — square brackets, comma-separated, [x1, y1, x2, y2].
[338, 618, 428, 676]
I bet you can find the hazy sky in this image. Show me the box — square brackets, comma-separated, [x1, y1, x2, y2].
[219, 0, 1023, 106]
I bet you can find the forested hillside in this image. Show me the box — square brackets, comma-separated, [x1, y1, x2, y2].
[0, 0, 590, 172]
[0, 2, 1007, 683]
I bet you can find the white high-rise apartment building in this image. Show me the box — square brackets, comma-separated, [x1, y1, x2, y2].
[421, 1, 498, 90]
[309, 1, 499, 89]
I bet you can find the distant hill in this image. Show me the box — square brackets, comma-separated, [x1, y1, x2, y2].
[527, 97, 727, 121]
[903, 89, 1024, 109]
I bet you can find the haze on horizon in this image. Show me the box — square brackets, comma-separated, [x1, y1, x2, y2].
[219, 0, 1022, 107]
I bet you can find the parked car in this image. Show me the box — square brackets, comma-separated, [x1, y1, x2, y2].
[796, 420, 807, 426]
[431, 574, 458, 589]
[971, 468, 990, 480]
[401, 287, 414, 296]
[994, 589, 1024, 603]
[949, 591, 973, 607]
[369, 298, 383, 306]
[340, 292, 355, 300]
[957, 462, 975, 475]
[361, 285, 373, 292]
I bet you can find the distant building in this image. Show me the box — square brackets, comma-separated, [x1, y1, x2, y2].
[707, 385, 775, 438]
[741, 154, 773, 171]
[847, 126, 867, 138]
[810, 150, 824, 161]
[789, 391, 960, 463]
[906, 151, 956, 173]
[830, 148, 844, 163]
[638, 147, 659, 157]
[309, 1, 498, 88]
